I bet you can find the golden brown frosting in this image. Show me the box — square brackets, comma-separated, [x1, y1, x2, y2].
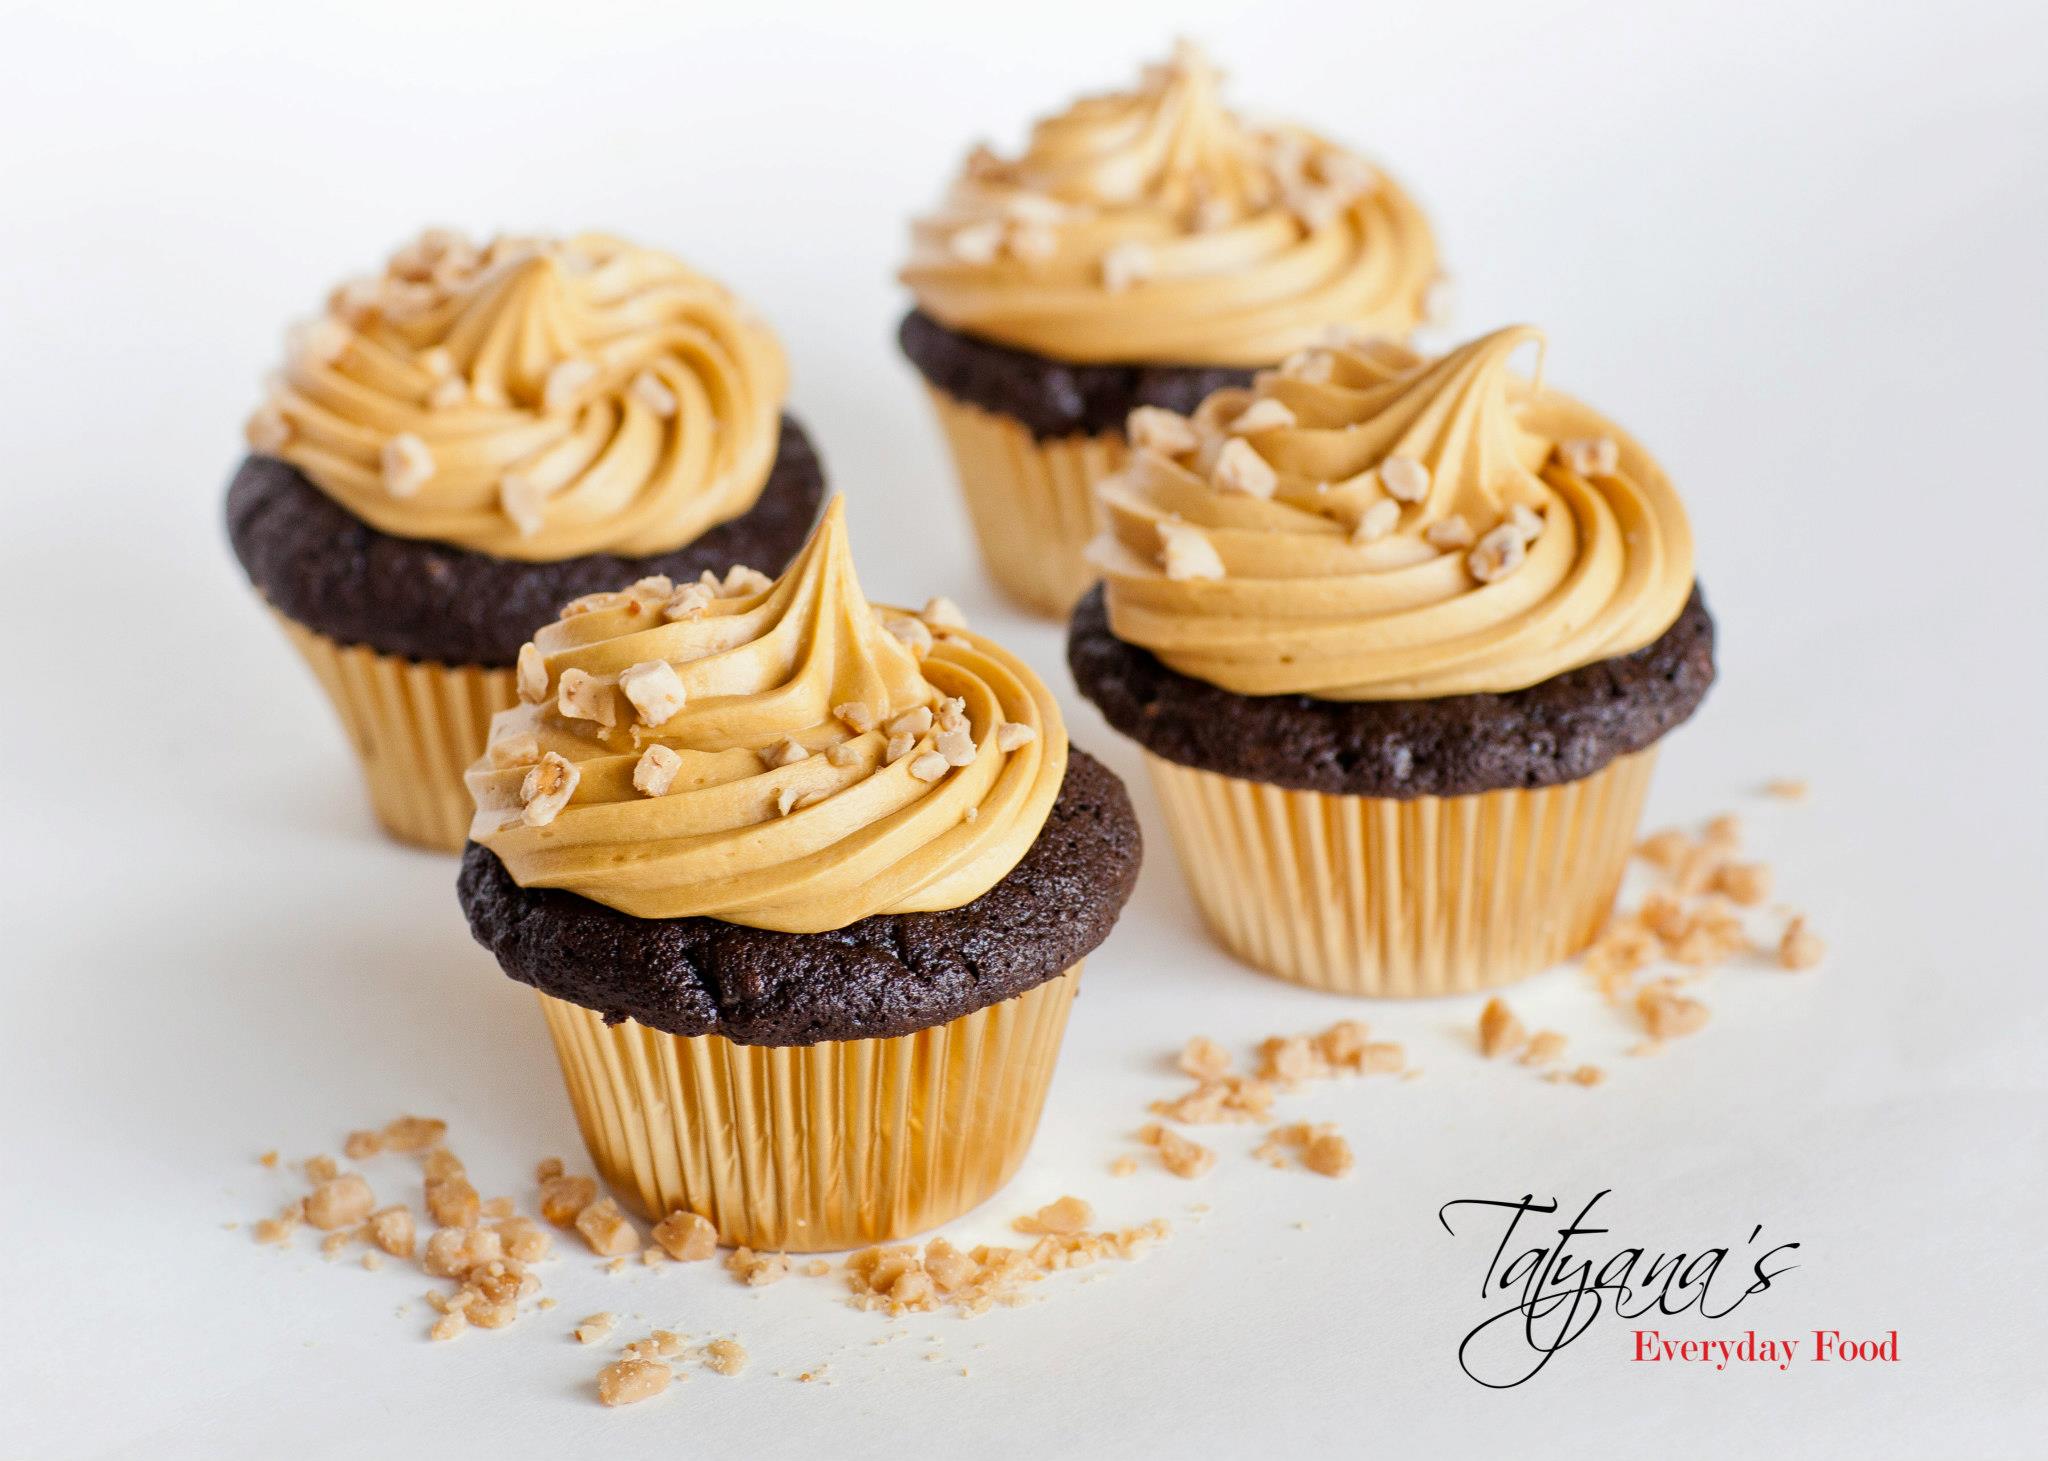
[245, 229, 787, 561]
[1090, 325, 1696, 699]
[465, 498, 1068, 932]
[901, 42, 1438, 367]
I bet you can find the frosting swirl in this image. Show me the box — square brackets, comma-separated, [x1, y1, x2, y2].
[1090, 325, 1696, 700]
[900, 42, 1438, 367]
[245, 229, 788, 561]
[465, 498, 1068, 932]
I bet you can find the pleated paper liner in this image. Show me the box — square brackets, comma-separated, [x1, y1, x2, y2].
[1145, 749, 1658, 997]
[538, 966, 1081, 1252]
[274, 613, 514, 853]
[922, 386, 1125, 619]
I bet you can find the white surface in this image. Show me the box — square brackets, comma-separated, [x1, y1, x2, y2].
[3, 1, 2044, 1455]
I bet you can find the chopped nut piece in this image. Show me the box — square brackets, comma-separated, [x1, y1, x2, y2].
[759, 736, 809, 770]
[1351, 497, 1401, 544]
[1559, 436, 1619, 477]
[598, 1359, 672, 1407]
[1520, 1030, 1569, 1067]
[1714, 861, 1772, 906]
[1477, 997, 1526, 1058]
[1151, 1073, 1274, 1124]
[574, 1312, 615, 1345]
[995, 721, 1037, 752]
[720, 564, 773, 596]
[1139, 1123, 1216, 1179]
[1158, 521, 1225, 581]
[1568, 1065, 1606, 1087]
[1378, 454, 1431, 503]
[535, 1157, 564, 1184]
[305, 1174, 375, 1231]
[908, 751, 950, 783]
[516, 643, 549, 704]
[1425, 515, 1474, 549]
[494, 1217, 550, 1263]
[884, 615, 935, 658]
[380, 433, 434, 498]
[885, 731, 917, 764]
[520, 752, 580, 828]
[305, 1154, 339, 1184]
[726, 1248, 790, 1286]
[1315, 1019, 1371, 1069]
[703, 1338, 749, 1376]
[539, 1174, 598, 1227]
[258, 1150, 280, 1168]
[1303, 1131, 1355, 1178]
[252, 1217, 295, 1245]
[921, 596, 969, 630]
[935, 727, 976, 767]
[618, 660, 687, 727]
[382, 1116, 447, 1154]
[1468, 524, 1528, 583]
[1509, 503, 1546, 541]
[1211, 437, 1278, 498]
[500, 472, 548, 537]
[575, 1198, 640, 1257]
[556, 668, 617, 728]
[421, 1147, 464, 1183]
[422, 1225, 503, 1278]
[661, 583, 713, 622]
[343, 1130, 383, 1160]
[633, 744, 682, 798]
[1013, 1196, 1093, 1236]
[543, 358, 598, 412]
[429, 1311, 468, 1343]
[1128, 406, 1200, 456]
[1779, 916, 1826, 970]
[631, 370, 678, 418]
[1177, 1035, 1231, 1080]
[369, 1206, 417, 1259]
[1258, 1034, 1327, 1086]
[949, 220, 1004, 263]
[426, 1175, 481, 1229]
[489, 732, 540, 769]
[652, 1209, 719, 1263]
[1229, 398, 1296, 434]
[1764, 778, 1810, 801]
[1100, 241, 1154, 292]
[887, 706, 934, 738]
[1110, 1156, 1139, 1178]
[1637, 984, 1710, 1040]
[833, 701, 877, 735]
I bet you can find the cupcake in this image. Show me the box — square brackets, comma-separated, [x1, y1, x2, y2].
[457, 499, 1141, 1250]
[227, 229, 826, 851]
[1069, 325, 1715, 997]
[899, 41, 1438, 618]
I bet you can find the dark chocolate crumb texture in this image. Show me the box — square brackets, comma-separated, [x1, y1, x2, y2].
[458, 749, 1142, 1046]
[226, 415, 826, 668]
[898, 309, 1254, 441]
[1068, 584, 1716, 800]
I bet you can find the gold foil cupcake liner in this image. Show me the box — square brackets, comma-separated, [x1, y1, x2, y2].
[1145, 750, 1658, 997]
[537, 967, 1081, 1252]
[922, 386, 1125, 618]
[274, 613, 514, 853]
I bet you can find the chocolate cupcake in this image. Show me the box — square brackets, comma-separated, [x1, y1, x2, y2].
[458, 500, 1141, 1249]
[227, 229, 825, 850]
[899, 41, 1438, 617]
[1070, 326, 1714, 997]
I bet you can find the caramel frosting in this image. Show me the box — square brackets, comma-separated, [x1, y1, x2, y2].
[1090, 325, 1696, 700]
[901, 42, 1437, 368]
[465, 499, 1068, 932]
[245, 229, 788, 561]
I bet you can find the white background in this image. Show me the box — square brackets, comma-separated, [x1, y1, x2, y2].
[2, 1, 2043, 1455]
